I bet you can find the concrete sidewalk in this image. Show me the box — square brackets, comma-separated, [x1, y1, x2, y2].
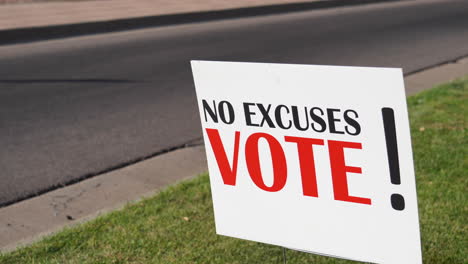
[0, 0, 397, 44]
[0, 0, 333, 31]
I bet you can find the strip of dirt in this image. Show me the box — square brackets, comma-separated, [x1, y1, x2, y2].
[0, 0, 103, 5]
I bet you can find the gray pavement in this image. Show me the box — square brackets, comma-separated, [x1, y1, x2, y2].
[1, 0, 467, 207]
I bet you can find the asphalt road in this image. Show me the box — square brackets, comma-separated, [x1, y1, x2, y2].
[0, 0, 467, 206]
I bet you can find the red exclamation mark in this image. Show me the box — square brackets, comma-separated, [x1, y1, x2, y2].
[382, 107, 405, 211]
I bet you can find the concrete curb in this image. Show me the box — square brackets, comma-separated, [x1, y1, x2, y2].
[405, 57, 468, 95]
[0, 144, 208, 252]
[0, 0, 399, 45]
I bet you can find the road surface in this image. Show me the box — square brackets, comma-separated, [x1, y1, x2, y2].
[0, 0, 467, 206]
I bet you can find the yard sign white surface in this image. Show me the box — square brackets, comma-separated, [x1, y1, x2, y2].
[191, 61, 422, 264]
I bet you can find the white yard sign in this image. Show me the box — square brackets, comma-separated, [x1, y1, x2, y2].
[191, 61, 422, 264]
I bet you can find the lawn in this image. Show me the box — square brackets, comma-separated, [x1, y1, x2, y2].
[1, 78, 466, 264]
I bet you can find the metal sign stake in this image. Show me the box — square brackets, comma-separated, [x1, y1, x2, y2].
[282, 247, 287, 264]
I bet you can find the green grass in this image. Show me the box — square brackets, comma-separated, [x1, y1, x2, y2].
[1, 78, 466, 264]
